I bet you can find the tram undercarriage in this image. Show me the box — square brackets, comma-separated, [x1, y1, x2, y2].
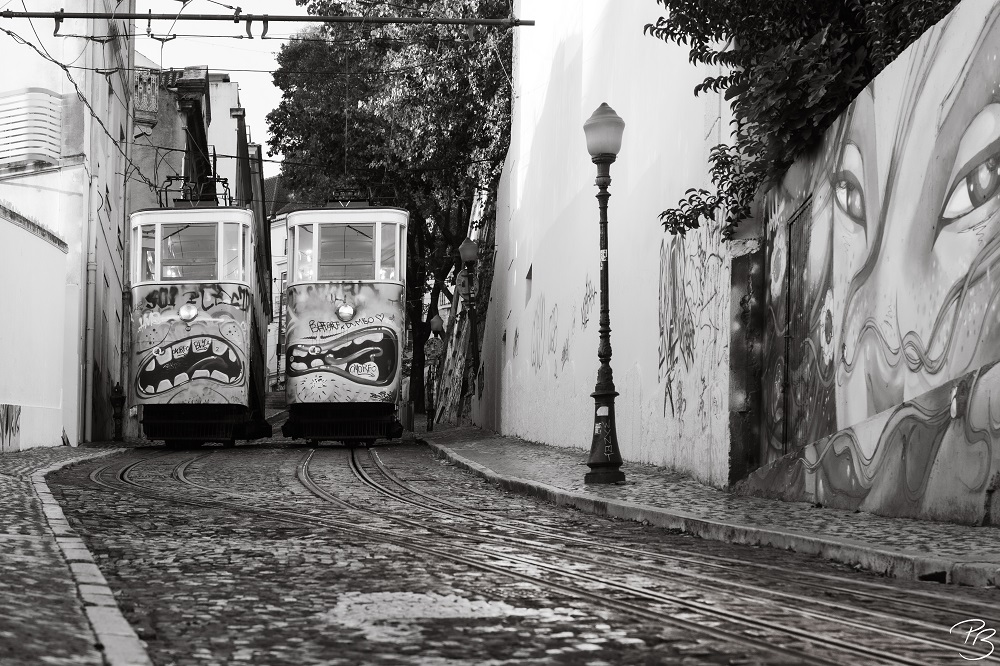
[142, 405, 272, 443]
[281, 403, 403, 442]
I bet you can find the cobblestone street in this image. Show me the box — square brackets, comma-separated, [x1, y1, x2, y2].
[34, 435, 1000, 665]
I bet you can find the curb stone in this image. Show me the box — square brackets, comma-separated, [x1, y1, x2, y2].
[32, 449, 154, 666]
[423, 438, 996, 588]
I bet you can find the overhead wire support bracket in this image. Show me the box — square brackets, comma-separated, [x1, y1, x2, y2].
[0, 10, 535, 29]
[244, 14, 269, 39]
[52, 8, 63, 36]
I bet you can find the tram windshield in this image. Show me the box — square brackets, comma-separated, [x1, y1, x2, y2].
[132, 220, 250, 283]
[319, 224, 374, 280]
[292, 219, 402, 283]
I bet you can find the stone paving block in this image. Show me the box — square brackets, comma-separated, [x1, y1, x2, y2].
[100, 636, 154, 666]
[71, 561, 109, 585]
[56, 537, 88, 549]
[82, 589, 120, 607]
[63, 548, 95, 563]
[86, 605, 142, 637]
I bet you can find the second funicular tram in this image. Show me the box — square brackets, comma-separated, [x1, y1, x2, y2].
[281, 206, 409, 442]
[129, 207, 271, 445]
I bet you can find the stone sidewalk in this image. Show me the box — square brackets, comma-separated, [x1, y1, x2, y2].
[0, 445, 150, 666]
[422, 422, 1000, 588]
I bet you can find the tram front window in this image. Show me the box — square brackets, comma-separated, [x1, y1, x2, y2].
[140, 225, 156, 281]
[295, 225, 314, 281]
[221, 222, 243, 282]
[319, 224, 374, 280]
[380, 223, 396, 280]
[160, 223, 218, 281]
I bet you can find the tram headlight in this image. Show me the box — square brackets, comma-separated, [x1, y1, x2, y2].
[336, 303, 355, 322]
[178, 303, 198, 322]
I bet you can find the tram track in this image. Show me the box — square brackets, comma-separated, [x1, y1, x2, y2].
[90, 454, 848, 665]
[366, 446, 1000, 624]
[85, 453, 845, 665]
[331, 446, 997, 664]
[77, 449, 992, 665]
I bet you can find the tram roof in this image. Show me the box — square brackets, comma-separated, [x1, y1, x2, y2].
[129, 206, 255, 221]
[285, 206, 409, 225]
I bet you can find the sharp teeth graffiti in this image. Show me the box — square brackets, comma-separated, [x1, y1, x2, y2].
[287, 326, 398, 385]
[285, 282, 404, 403]
[131, 283, 249, 405]
[136, 335, 244, 397]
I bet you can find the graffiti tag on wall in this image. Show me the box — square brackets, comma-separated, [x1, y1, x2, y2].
[656, 226, 727, 425]
[531, 295, 559, 374]
[581, 277, 596, 329]
[0, 404, 20, 452]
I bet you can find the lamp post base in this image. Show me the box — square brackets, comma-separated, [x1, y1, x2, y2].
[584, 467, 626, 484]
[585, 389, 625, 484]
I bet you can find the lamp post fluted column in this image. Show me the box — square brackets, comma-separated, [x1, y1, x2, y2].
[585, 155, 625, 483]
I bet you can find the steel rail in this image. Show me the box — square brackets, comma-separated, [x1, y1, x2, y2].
[372, 448, 1000, 621]
[345, 449, 979, 665]
[85, 454, 837, 665]
[361, 449, 985, 640]
[0, 10, 534, 27]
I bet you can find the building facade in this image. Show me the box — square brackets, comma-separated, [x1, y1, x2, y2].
[0, 1, 136, 448]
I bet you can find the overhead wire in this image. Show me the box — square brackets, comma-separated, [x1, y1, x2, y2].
[141, 142, 499, 173]
[2, 7, 511, 195]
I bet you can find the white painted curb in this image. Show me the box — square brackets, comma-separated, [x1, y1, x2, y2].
[32, 449, 153, 666]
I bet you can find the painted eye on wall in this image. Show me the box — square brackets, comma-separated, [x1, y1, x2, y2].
[831, 142, 867, 229]
[941, 154, 1000, 220]
[834, 176, 866, 223]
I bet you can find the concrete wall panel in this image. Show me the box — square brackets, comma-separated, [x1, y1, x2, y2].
[476, 0, 736, 486]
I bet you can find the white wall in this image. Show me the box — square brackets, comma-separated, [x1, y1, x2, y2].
[0, 218, 67, 449]
[208, 78, 242, 201]
[475, 0, 736, 485]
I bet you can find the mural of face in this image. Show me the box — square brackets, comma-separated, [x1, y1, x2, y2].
[131, 283, 250, 405]
[757, 3, 1000, 521]
[284, 282, 404, 404]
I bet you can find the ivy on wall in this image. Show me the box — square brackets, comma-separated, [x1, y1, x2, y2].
[645, 0, 961, 238]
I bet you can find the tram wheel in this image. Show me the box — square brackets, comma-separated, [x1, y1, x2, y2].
[164, 440, 188, 449]
[222, 439, 236, 449]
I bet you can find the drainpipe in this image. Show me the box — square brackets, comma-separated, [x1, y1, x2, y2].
[81, 14, 98, 443]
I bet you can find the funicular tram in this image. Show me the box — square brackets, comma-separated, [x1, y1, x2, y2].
[128, 207, 272, 445]
[281, 205, 409, 443]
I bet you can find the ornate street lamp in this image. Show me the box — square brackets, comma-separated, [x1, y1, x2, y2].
[582, 103, 626, 484]
[458, 237, 479, 392]
[430, 313, 445, 337]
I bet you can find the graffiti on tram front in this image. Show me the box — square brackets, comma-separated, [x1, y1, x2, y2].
[130, 283, 249, 405]
[137, 283, 252, 316]
[284, 282, 404, 404]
